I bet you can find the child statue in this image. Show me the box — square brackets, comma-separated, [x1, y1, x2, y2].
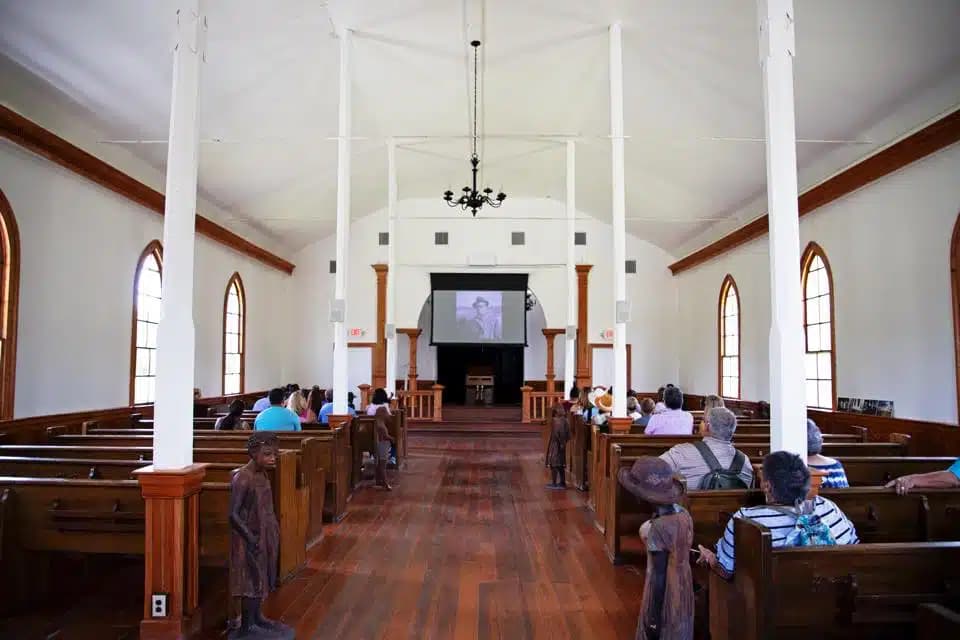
[229, 432, 294, 639]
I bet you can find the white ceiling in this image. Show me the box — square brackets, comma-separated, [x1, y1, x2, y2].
[1, 0, 958, 255]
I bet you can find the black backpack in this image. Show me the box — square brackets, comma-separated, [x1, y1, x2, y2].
[692, 440, 748, 490]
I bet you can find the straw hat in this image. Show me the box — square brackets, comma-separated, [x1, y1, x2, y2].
[588, 386, 613, 413]
[617, 456, 685, 505]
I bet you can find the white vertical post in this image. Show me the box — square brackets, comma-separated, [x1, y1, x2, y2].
[152, 1, 205, 469]
[385, 138, 398, 398]
[759, 0, 806, 456]
[609, 23, 628, 416]
[332, 28, 352, 413]
[564, 140, 577, 397]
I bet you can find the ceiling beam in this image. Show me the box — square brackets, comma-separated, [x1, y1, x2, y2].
[668, 107, 960, 275]
[0, 105, 296, 274]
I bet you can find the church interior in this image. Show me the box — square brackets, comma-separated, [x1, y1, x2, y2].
[0, 0, 959, 638]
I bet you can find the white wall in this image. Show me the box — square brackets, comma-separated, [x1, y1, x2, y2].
[1, 140, 292, 417]
[288, 197, 680, 393]
[676, 142, 960, 423]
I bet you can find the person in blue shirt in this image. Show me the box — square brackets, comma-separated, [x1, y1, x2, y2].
[254, 388, 301, 431]
[886, 458, 960, 494]
[251, 394, 271, 412]
[318, 389, 357, 425]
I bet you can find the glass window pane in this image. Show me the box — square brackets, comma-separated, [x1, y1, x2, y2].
[806, 380, 819, 406]
[726, 336, 738, 356]
[136, 321, 147, 348]
[146, 323, 158, 349]
[811, 255, 824, 271]
[820, 324, 832, 350]
[805, 271, 821, 298]
[819, 296, 830, 323]
[817, 268, 829, 294]
[136, 349, 150, 376]
[806, 298, 820, 325]
[148, 350, 157, 375]
[805, 353, 818, 380]
[723, 377, 737, 398]
[818, 352, 832, 380]
[225, 375, 239, 395]
[226, 314, 239, 334]
[818, 381, 832, 408]
[226, 334, 239, 354]
[145, 378, 156, 403]
[226, 354, 240, 375]
[134, 378, 146, 404]
[807, 326, 821, 352]
[227, 292, 240, 314]
[726, 294, 738, 315]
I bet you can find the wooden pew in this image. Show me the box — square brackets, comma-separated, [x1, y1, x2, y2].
[0, 449, 311, 581]
[590, 433, 906, 535]
[49, 428, 350, 525]
[918, 603, 960, 636]
[566, 413, 591, 491]
[605, 444, 960, 563]
[748, 456, 956, 486]
[709, 517, 960, 639]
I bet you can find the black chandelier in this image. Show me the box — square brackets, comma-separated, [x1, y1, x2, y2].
[443, 40, 506, 217]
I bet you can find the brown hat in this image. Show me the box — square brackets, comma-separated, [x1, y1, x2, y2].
[618, 456, 684, 505]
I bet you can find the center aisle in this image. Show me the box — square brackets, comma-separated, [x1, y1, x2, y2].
[263, 431, 644, 639]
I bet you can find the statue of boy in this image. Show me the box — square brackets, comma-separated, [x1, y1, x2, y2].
[229, 432, 293, 639]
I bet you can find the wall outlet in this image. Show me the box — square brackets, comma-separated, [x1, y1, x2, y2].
[151, 593, 168, 618]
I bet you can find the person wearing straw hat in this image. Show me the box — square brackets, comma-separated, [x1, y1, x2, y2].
[618, 457, 694, 640]
[588, 386, 613, 431]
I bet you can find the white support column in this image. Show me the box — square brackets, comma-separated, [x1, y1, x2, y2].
[152, 1, 205, 469]
[332, 28, 352, 413]
[564, 140, 577, 397]
[609, 23, 628, 416]
[759, 0, 806, 456]
[385, 138, 398, 398]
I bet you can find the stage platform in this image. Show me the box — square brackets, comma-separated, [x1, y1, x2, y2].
[407, 404, 543, 437]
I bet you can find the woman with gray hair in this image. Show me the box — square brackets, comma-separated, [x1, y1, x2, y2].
[806, 419, 849, 488]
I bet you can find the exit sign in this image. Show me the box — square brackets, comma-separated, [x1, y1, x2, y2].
[349, 328, 366, 338]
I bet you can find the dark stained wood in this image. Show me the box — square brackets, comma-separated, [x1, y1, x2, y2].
[669, 108, 960, 274]
[0, 105, 296, 274]
[256, 433, 645, 640]
[808, 408, 960, 456]
[372, 264, 388, 389]
[575, 264, 592, 389]
[0, 189, 20, 420]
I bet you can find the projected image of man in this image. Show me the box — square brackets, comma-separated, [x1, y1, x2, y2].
[459, 295, 502, 341]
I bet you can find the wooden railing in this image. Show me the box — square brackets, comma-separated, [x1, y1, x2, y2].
[397, 384, 444, 422]
[520, 386, 564, 423]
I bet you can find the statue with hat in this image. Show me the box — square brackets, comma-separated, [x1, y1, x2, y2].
[618, 457, 694, 640]
[228, 432, 294, 639]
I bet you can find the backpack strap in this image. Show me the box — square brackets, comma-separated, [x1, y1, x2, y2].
[728, 450, 746, 476]
[692, 440, 722, 472]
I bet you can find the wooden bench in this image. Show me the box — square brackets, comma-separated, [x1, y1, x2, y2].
[605, 444, 960, 563]
[590, 433, 908, 535]
[0, 449, 312, 579]
[348, 412, 406, 488]
[708, 517, 960, 639]
[48, 427, 350, 525]
[747, 456, 956, 486]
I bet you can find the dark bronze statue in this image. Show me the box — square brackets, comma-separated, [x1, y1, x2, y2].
[229, 432, 294, 639]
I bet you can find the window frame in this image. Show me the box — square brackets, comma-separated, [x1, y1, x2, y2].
[222, 272, 246, 396]
[0, 189, 20, 420]
[717, 274, 741, 400]
[801, 242, 837, 410]
[129, 240, 163, 405]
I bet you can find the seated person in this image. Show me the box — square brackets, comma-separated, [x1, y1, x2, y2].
[562, 386, 579, 413]
[215, 399, 249, 431]
[286, 390, 309, 423]
[806, 419, 849, 488]
[366, 387, 392, 415]
[645, 386, 693, 435]
[626, 396, 641, 421]
[697, 451, 859, 576]
[318, 389, 357, 425]
[886, 458, 960, 494]
[251, 393, 271, 412]
[253, 388, 301, 431]
[304, 387, 324, 423]
[659, 407, 753, 489]
[631, 397, 655, 429]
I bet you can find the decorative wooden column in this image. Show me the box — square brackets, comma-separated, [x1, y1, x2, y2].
[372, 264, 388, 389]
[134, 464, 206, 640]
[575, 265, 593, 389]
[357, 383, 371, 411]
[398, 328, 423, 390]
[542, 328, 565, 393]
[520, 386, 533, 423]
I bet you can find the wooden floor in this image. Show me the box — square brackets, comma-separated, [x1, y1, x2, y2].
[262, 432, 644, 639]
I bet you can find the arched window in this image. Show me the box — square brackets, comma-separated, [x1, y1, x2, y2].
[718, 275, 740, 399]
[0, 189, 20, 420]
[130, 241, 163, 404]
[222, 273, 245, 395]
[801, 242, 836, 409]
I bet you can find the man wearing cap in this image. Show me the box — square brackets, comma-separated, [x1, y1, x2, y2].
[458, 295, 501, 341]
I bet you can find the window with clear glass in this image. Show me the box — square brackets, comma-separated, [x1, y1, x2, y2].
[719, 276, 740, 398]
[132, 245, 162, 404]
[803, 245, 834, 409]
[223, 274, 245, 395]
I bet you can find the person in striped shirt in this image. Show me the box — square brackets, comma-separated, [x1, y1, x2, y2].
[806, 419, 849, 488]
[697, 451, 859, 576]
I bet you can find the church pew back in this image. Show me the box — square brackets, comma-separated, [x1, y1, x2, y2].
[709, 517, 960, 639]
[0, 456, 239, 482]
